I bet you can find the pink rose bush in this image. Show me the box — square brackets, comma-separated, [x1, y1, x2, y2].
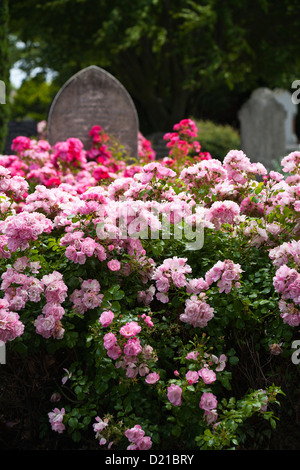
[0, 119, 290, 450]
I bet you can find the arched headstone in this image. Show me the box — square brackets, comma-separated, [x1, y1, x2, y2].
[274, 88, 298, 147]
[238, 88, 286, 169]
[47, 66, 139, 158]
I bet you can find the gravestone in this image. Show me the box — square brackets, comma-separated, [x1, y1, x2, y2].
[0, 342, 5, 365]
[4, 120, 37, 155]
[273, 88, 298, 149]
[146, 132, 168, 160]
[48, 65, 139, 158]
[238, 88, 286, 169]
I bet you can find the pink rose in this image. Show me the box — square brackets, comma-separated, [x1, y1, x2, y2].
[124, 337, 142, 356]
[125, 424, 145, 443]
[185, 370, 199, 384]
[167, 384, 182, 406]
[103, 332, 117, 350]
[107, 259, 121, 271]
[198, 367, 216, 384]
[106, 344, 122, 360]
[199, 392, 218, 411]
[99, 310, 114, 327]
[145, 372, 160, 384]
[119, 321, 141, 337]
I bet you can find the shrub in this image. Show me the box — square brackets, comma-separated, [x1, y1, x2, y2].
[0, 119, 299, 451]
[192, 118, 240, 161]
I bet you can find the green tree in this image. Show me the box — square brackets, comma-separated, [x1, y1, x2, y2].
[0, 0, 10, 152]
[10, 73, 59, 122]
[8, 0, 300, 133]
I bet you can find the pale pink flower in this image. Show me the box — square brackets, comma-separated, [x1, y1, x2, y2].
[199, 392, 218, 411]
[48, 408, 65, 434]
[103, 332, 117, 350]
[145, 372, 160, 384]
[99, 310, 114, 327]
[119, 321, 141, 337]
[186, 370, 199, 384]
[124, 337, 142, 356]
[198, 367, 216, 384]
[167, 384, 182, 406]
[107, 259, 121, 271]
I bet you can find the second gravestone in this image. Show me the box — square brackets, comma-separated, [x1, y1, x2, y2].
[47, 65, 139, 158]
[238, 88, 286, 170]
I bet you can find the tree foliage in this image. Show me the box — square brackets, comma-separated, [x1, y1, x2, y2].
[8, 0, 300, 133]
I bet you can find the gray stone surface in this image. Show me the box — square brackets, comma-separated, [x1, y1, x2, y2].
[238, 87, 287, 169]
[48, 66, 139, 158]
[273, 88, 298, 147]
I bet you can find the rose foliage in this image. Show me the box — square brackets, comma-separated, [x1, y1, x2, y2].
[2, 118, 300, 450]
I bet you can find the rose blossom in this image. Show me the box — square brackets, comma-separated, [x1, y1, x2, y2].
[48, 408, 65, 434]
[107, 259, 121, 271]
[103, 332, 117, 350]
[124, 337, 143, 356]
[99, 310, 114, 327]
[199, 392, 218, 411]
[186, 370, 199, 384]
[167, 384, 182, 406]
[119, 321, 141, 337]
[198, 367, 216, 384]
[145, 372, 160, 384]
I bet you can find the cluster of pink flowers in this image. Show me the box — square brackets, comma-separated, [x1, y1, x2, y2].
[11, 136, 32, 155]
[102, 320, 158, 380]
[223, 150, 267, 184]
[269, 240, 300, 268]
[273, 264, 300, 305]
[164, 119, 209, 162]
[34, 271, 67, 339]
[278, 299, 300, 327]
[179, 158, 226, 190]
[0, 165, 29, 200]
[51, 137, 87, 168]
[186, 366, 216, 385]
[0, 298, 24, 343]
[70, 279, 103, 314]
[138, 132, 156, 163]
[25, 184, 83, 218]
[281, 151, 300, 174]
[205, 259, 243, 294]
[206, 200, 241, 230]
[87, 125, 112, 162]
[152, 256, 192, 303]
[134, 161, 176, 184]
[269, 241, 300, 325]
[48, 408, 66, 434]
[1, 211, 53, 252]
[125, 424, 152, 450]
[180, 294, 214, 328]
[60, 230, 107, 264]
[273, 263, 300, 328]
[199, 392, 218, 424]
[1, 264, 43, 312]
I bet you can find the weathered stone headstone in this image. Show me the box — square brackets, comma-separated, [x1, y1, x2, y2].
[238, 88, 286, 169]
[48, 65, 139, 158]
[4, 119, 37, 155]
[0, 342, 5, 365]
[273, 88, 298, 149]
[146, 132, 168, 159]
